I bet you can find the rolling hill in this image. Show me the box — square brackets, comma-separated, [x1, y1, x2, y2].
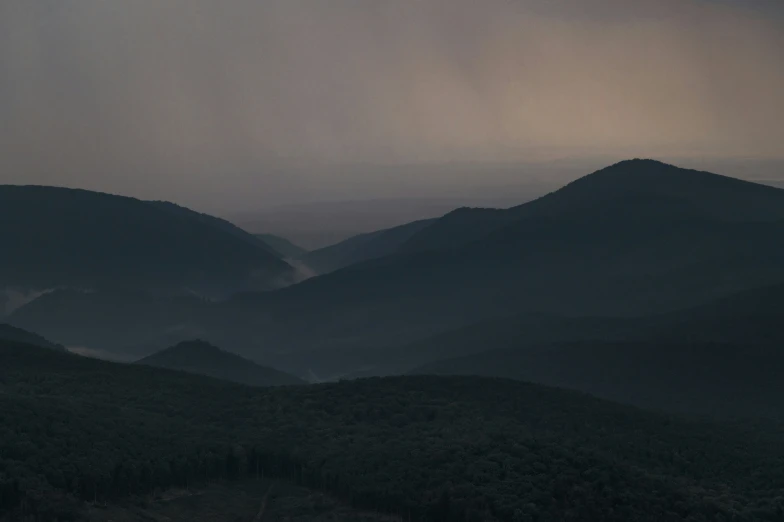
[10, 160, 784, 378]
[399, 158, 784, 254]
[3, 340, 784, 521]
[413, 341, 784, 420]
[301, 218, 436, 274]
[367, 283, 784, 377]
[0, 185, 295, 299]
[0, 323, 65, 351]
[8, 289, 213, 357]
[137, 339, 304, 386]
[212, 160, 784, 376]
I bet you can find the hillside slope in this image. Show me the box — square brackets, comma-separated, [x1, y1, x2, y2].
[301, 218, 436, 274]
[12, 161, 784, 377]
[137, 340, 304, 386]
[3, 341, 784, 521]
[214, 161, 784, 375]
[375, 283, 784, 376]
[0, 323, 65, 351]
[256, 233, 309, 258]
[0, 185, 294, 297]
[400, 159, 784, 254]
[413, 341, 784, 420]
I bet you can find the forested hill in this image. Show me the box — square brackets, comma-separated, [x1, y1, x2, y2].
[2, 340, 784, 521]
[301, 218, 436, 274]
[0, 185, 294, 297]
[413, 341, 784, 420]
[400, 159, 784, 254]
[0, 323, 65, 351]
[137, 340, 304, 386]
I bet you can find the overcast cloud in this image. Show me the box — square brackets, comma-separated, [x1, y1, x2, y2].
[1, 0, 782, 211]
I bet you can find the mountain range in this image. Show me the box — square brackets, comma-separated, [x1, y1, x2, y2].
[5, 158, 784, 520]
[7, 160, 784, 381]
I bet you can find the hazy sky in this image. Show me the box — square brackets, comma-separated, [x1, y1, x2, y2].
[1, 0, 782, 212]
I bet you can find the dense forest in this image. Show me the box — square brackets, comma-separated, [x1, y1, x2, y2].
[2, 341, 784, 521]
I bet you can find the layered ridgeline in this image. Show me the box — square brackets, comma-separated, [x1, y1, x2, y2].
[0, 185, 295, 303]
[137, 340, 304, 386]
[3, 341, 784, 521]
[400, 283, 784, 419]
[376, 282, 784, 375]
[7, 289, 212, 358]
[9, 160, 784, 379]
[215, 160, 784, 376]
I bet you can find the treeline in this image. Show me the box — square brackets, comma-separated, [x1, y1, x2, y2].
[2, 342, 784, 521]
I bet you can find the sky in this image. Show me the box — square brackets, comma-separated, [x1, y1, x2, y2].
[1, 0, 783, 212]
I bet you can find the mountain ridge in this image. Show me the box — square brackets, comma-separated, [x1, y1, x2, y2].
[0, 184, 295, 298]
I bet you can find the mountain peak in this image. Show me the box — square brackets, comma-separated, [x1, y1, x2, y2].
[527, 158, 784, 222]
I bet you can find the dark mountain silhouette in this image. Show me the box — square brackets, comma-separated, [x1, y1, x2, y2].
[255, 233, 308, 258]
[137, 340, 303, 386]
[11, 161, 784, 379]
[400, 159, 784, 254]
[0, 185, 294, 298]
[4, 341, 784, 520]
[412, 341, 784, 420]
[208, 160, 784, 376]
[301, 218, 436, 274]
[0, 323, 65, 351]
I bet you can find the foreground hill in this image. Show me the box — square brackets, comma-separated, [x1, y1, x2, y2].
[0, 185, 294, 298]
[301, 219, 435, 274]
[137, 340, 304, 386]
[2, 341, 784, 521]
[413, 341, 784, 420]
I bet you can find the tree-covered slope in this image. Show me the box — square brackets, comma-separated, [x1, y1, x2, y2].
[0, 323, 65, 351]
[256, 233, 309, 259]
[400, 159, 784, 254]
[378, 283, 784, 377]
[137, 340, 304, 386]
[2, 341, 784, 521]
[216, 161, 784, 365]
[413, 341, 784, 420]
[10, 161, 784, 378]
[0, 185, 294, 297]
[301, 219, 435, 274]
[8, 289, 213, 357]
